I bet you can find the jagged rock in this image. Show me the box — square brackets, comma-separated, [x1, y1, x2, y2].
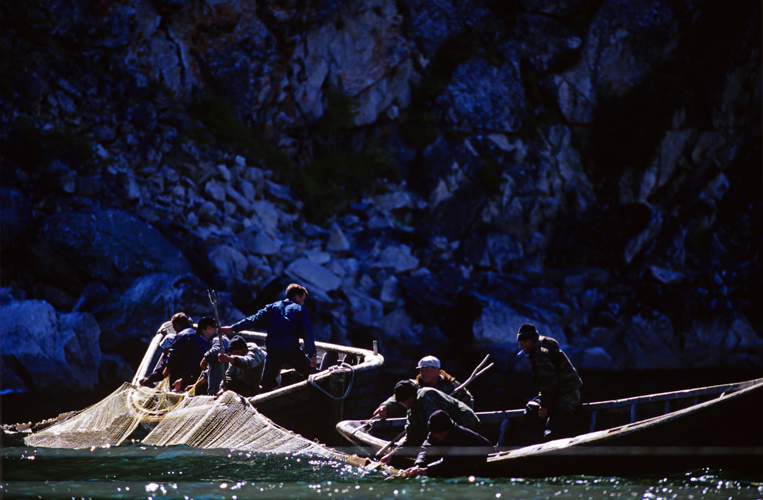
[241, 228, 282, 256]
[252, 200, 280, 229]
[369, 243, 420, 273]
[204, 179, 227, 202]
[549, 0, 680, 123]
[288, 0, 416, 126]
[209, 245, 248, 277]
[437, 55, 526, 133]
[472, 297, 565, 348]
[285, 258, 342, 292]
[380, 275, 400, 305]
[345, 288, 384, 327]
[327, 224, 351, 252]
[407, 0, 491, 58]
[0, 299, 101, 392]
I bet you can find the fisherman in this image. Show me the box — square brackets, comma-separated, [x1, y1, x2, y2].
[198, 328, 231, 395]
[217, 335, 267, 397]
[373, 355, 474, 419]
[403, 410, 494, 478]
[380, 380, 480, 466]
[165, 316, 218, 392]
[219, 283, 317, 392]
[517, 323, 583, 443]
[139, 312, 193, 387]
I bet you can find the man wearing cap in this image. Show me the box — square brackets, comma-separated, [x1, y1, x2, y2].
[139, 312, 193, 387]
[380, 380, 481, 466]
[517, 323, 582, 443]
[373, 355, 474, 419]
[219, 283, 317, 392]
[404, 410, 494, 478]
[217, 336, 268, 397]
[165, 316, 218, 392]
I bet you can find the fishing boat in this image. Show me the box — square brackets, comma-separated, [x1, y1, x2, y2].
[132, 327, 385, 444]
[336, 378, 763, 476]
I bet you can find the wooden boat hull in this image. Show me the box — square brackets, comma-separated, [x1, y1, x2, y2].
[134, 330, 384, 445]
[336, 378, 763, 476]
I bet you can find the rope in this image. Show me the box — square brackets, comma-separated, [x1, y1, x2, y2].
[308, 363, 355, 401]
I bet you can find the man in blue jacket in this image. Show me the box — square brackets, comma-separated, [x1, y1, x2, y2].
[165, 316, 218, 392]
[220, 283, 317, 392]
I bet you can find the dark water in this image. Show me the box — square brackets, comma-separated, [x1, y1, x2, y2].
[2, 445, 762, 499]
[2, 369, 762, 499]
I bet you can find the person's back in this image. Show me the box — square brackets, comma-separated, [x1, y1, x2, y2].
[224, 340, 267, 397]
[530, 336, 582, 399]
[222, 283, 317, 392]
[406, 387, 480, 447]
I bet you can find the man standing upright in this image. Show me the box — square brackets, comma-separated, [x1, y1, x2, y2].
[517, 323, 583, 443]
[220, 283, 316, 392]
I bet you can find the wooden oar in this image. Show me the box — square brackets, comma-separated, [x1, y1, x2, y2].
[375, 354, 493, 458]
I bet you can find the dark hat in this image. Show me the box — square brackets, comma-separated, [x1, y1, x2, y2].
[394, 380, 417, 402]
[517, 323, 539, 341]
[229, 335, 247, 353]
[428, 410, 454, 433]
[197, 316, 217, 331]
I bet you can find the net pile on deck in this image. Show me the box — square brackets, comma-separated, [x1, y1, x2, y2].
[23, 380, 346, 462]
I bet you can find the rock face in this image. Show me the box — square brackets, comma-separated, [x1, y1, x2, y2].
[0, 0, 761, 394]
[0, 297, 103, 392]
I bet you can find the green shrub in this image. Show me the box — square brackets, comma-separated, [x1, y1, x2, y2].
[3, 117, 101, 172]
[186, 93, 290, 171]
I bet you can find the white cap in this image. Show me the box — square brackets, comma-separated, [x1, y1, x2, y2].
[416, 355, 441, 369]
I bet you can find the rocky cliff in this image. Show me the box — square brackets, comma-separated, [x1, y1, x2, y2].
[1, 0, 761, 393]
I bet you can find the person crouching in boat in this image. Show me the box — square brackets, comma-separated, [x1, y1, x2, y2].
[372, 356, 474, 419]
[380, 380, 480, 467]
[139, 312, 193, 387]
[217, 335, 267, 397]
[517, 323, 582, 443]
[403, 410, 494, 478]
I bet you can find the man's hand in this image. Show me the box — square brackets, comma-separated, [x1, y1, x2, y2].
[539, 407, 548, 419]
[172, 378, 183, 392]
[218, 353, 235, 364]
[310, 355, 317, 368]
[380, 453, 392, 465]
[200, 357, 208, 369]
[219, 326, 234, 336]
[373, 405, 388, 419]
[403, 466, 426, 478]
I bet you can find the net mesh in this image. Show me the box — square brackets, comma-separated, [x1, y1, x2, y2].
[23, 380, 351, 463]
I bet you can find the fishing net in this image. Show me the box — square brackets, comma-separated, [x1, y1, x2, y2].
[22, 380, 366, 465]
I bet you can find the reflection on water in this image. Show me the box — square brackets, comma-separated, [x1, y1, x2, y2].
[2, 444, 761, 500]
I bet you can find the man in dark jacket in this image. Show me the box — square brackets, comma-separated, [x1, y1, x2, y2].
[166, 316, 217, 392]
[518, 323, 583, 443]
[404, 410, 494, 478]
[220, 283, 316, 392]
[380, 380, 480, 466]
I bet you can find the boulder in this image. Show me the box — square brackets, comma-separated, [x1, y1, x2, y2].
[285, 258, 342, 292]
[28, 209, 193, 296]
[0, 299, 101, 392]
[437, 55, 526, 133]
[369, 244, 420, 273]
